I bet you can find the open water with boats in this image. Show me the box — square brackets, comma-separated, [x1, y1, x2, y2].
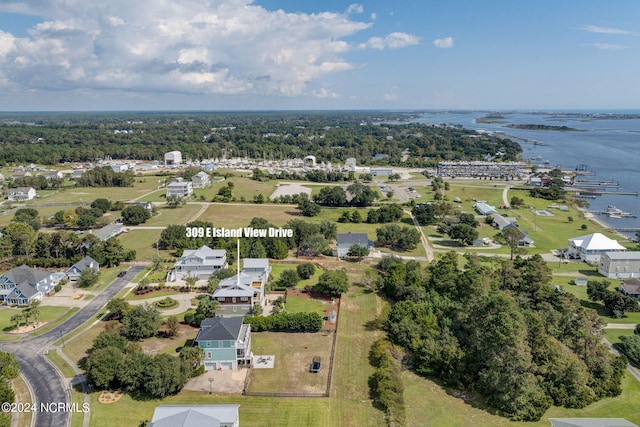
[413, 111, 640, 239]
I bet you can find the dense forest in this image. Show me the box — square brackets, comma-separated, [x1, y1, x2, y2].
[0, 112, 521, 166]
[378, 252, 626, 421]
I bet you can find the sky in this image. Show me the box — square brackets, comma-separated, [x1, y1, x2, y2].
[0, 0, 639, 111]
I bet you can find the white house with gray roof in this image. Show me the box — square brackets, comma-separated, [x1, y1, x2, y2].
[191, 171, 211, 188]
[7, 187, 36, 201]
[0, 265, 54, 305]
[149, 404, 240, 427]
[567, 233, 626, 262]
[335, 232, 373, 258]
[167, 246, 228, 282]
[65, 256, 100, 281]
[166, 178, 193, 198]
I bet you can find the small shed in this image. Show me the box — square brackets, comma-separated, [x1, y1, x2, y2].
[574, 278, 588, 287]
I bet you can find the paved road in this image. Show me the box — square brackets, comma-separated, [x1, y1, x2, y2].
[0, 266, 145, 427]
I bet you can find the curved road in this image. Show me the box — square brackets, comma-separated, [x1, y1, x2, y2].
[0, 266, 145, 427]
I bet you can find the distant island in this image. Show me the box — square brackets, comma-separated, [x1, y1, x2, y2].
[506, 124, 584, 131]
[475, 114, 507, 124]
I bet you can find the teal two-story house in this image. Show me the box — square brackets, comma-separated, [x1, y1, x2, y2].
[194, 317, 252, 370]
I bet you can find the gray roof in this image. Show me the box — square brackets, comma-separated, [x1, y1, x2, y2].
[195, 317, 243, 342]
[2, 265, 50, 286]
[149, 405, 239, 427]
[242, 258, 269, 270]
[9, 283, 39, 300]
[93, 223, 123, 241]
[549, 419, 639, 427]
[337, 232, 371, 246]
[604, 251, 640, 260]
[69, 256, 99, 272]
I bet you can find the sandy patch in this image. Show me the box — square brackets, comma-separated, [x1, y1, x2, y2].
[9, 322, 47, 334]
[270, 183, 312, 200]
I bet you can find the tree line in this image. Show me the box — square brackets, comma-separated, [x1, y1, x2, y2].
[377, 252, 626, 421]
[0, 112, 521, 167]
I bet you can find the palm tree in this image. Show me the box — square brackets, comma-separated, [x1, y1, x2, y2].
[30, 300, 41, 324]
[10, 312, 24, 329]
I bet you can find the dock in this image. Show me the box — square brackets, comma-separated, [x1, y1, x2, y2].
[577, 191, 638, 196]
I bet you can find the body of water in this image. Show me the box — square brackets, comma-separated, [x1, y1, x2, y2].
[413, 111, 640, 239]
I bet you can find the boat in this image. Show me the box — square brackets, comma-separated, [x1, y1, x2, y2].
[603, 205, 636, 218]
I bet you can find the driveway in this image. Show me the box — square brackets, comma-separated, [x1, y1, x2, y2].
[184, 368, 247, 394]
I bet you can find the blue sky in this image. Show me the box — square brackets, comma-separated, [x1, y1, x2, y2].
[0, 1, 638, 111]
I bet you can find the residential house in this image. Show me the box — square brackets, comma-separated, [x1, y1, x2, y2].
[41, 170, 63, 180]
[473, 202, 498, 216]
[501, 223, 534, 247]
[491, 213, 517, 230]
[567, 233, 626, 262]
[167, 246, 227, 282]
[65, 256, 99, 281]
[211, 258, 270, 316]
[194, 317, 252, 370]
[124, 201, 153, 212]
[149, 405, 240, 427]
[10, 171, 32, 180]
[549, 419, 638, 427]
[92, 223, 124, 241]
[7, 187, 36, 201]
[335, 232, 373, 258]
[166, 178, 193, 198]
[0, 265, 55, 306]
[620, 279, 640, 299]
[599, 251, 640, 279]
[191, 171, 211, 188]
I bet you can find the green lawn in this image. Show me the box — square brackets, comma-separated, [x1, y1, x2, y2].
[285, 295, 325, 315]
[403, 370, 640, 426]
[89, 391, 331, 427]
[248, 332, 333, 394]
[0, 305, 70, 332]
[118, 228, 165, 261]
[145, 204, 203, 227]
[47, 350, 77, 378]
[604, 328, 636, 345]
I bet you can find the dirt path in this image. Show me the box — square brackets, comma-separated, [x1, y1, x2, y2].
[404, 210, 434, 262]
[502, 184, 512, 208]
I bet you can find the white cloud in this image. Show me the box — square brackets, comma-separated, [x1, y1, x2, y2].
[383, 86, 398, 101]
[433, 37, 454, 49]
[580, 25, 637, 35]
[593, 43, 628, 50]
[312, 87, 338, 98]
[347, 4, 364, 14]
[370, 13, 377, 20]
[359, 32, 420, 50]
[0, 0, 420, 96]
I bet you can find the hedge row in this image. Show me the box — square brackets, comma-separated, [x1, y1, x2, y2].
[243, 312, 322, 332]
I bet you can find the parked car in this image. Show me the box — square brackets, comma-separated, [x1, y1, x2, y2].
[118, 271, 127, 277]
[310, 356, 322, 373]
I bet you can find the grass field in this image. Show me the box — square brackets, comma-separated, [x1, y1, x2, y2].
[0, 306, 70, 332]
[47, 350, 77, 378]
[248, 332, 333, 394]
[403, 370, 640, 426]
[285, 296, 325, 315]
[117, 228, 165, 261]
[604, 328, 635, 345]
[145, 204, 203, 226]
[11, 374, 33, 427]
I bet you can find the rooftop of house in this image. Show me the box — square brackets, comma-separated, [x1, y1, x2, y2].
[569, 233, 626, 251]
[196, 317, 244, 342]
[149, 405, 239, 427]
[1, 265, 51, 286]
[336, 232, 371, 246]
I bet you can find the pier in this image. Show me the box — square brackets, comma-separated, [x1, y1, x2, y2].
[577, 191, 638, 196]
